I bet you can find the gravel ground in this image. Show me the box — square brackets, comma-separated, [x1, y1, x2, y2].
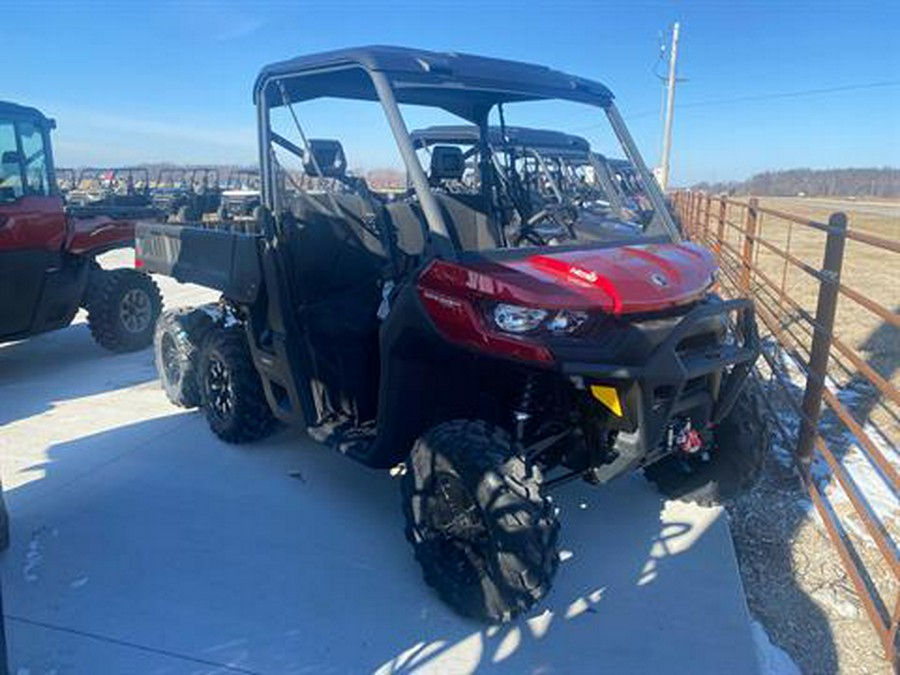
[729, 448, 893, 674]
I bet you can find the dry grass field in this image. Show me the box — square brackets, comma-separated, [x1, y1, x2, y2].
[745, 197, 897, 373]
[711, 195, 898, 412]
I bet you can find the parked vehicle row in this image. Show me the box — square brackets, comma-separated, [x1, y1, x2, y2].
[55, 166, 263, 224]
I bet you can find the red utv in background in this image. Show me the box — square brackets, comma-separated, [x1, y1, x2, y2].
[0, 101, 162, 352]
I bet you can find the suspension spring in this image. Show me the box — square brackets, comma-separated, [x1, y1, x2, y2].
[513, 374, 539, 442]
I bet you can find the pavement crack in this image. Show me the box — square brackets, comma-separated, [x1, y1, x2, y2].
[5, 615, 265, 674]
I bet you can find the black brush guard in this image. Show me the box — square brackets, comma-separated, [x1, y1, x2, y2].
[560, 298, 760, 468]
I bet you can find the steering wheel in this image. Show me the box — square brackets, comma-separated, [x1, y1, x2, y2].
[513, 224, 548, 247]
[513, 204, 578, 247]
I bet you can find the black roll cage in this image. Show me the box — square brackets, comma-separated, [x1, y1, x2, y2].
[410, 125, 630, 216]
[252, 46, 680, 260]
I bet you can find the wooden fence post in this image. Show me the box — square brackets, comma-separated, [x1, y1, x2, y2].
[740, 197, 759, 294]
[795, 212, 848, 478]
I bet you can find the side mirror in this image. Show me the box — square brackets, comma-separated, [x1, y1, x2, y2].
[1, 151, 22, 166]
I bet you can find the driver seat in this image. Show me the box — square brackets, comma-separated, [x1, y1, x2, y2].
[428, 146, 464, 187]
[426, 146, 498, 250]
[303, 139, 347, 178]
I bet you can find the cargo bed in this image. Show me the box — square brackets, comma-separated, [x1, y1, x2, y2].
[135, 222, 262, 303]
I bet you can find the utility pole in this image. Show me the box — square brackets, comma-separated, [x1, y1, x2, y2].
[659, 21, 680, 192]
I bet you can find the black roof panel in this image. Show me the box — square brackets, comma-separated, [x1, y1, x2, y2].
[410, 125, 591, 157]
[0, 101, 53, 125]
[255, 46, 613, 121]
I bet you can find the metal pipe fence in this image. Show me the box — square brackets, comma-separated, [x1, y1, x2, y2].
[673, 191, 899, 666]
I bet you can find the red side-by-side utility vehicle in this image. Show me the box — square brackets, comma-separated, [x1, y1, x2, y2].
[0, 101, 162, 352]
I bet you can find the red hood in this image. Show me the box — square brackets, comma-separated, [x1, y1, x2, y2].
[462, 242, 717, 315]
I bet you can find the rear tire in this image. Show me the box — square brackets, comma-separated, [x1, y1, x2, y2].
[644, 383, 767, 506]
[402, 420, 560, 623]
[86, 268, 162, 353]
[198, 327, 276, 443]
[153, 307, 216, 408]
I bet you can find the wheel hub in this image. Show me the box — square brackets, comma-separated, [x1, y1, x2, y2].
[206, 357, 234, 419]
[119, 288, 152, 333]
[424, 473, 491, 585]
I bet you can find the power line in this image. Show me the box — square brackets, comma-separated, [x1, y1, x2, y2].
[624, 79, 900, 121]
[573, 79, 900, 132]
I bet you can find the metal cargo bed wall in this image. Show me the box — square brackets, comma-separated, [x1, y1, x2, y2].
[135, 223, 262, 304]
[673, 190, 900, 666]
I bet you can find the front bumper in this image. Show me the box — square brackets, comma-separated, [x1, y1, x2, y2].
[561, 298, 760, 468]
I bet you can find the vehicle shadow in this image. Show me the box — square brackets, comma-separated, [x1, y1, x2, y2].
[0, 320, 158, 428]
[2, 411, 762, 674]
[728, 434, 840, 674]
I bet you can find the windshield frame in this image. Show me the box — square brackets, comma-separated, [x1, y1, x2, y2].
[256, 58, 681, 257]
[0, 115, 57, 202]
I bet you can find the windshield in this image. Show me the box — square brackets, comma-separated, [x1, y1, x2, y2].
[0, 120, 22, 203]
[262, 73, 679, 256]
[0, 118, 52, 202]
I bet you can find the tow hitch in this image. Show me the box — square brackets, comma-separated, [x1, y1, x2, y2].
[667, 418, 710, 461]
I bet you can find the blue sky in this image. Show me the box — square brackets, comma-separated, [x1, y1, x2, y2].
[5, 0, 898, 185]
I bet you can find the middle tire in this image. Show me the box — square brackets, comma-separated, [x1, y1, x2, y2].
[153, 306, 216, 408]
[402, 420, 560, 623]
[197, 327, 276, 443]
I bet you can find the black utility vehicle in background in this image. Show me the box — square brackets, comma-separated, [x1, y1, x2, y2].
[151, 167, 222, 223]
[218, 168, 261, 222]
[410, 124, 639, 235]
[138, 46, 765, 622]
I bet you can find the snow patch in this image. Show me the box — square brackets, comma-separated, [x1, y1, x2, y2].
[758, 341, 899, 547]
[810, 586, 861, 620]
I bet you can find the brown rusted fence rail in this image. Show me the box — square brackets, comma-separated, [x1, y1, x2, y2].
[673, 191, 900, 665]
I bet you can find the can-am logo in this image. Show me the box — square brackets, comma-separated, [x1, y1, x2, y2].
[569, 266, 598, 283]
[651, 273, 669, 287]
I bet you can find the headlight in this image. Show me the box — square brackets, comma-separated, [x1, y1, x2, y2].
[546, 310, 588, 334]
[493, 304, 547, 333]
[492, 304, 588, 335]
